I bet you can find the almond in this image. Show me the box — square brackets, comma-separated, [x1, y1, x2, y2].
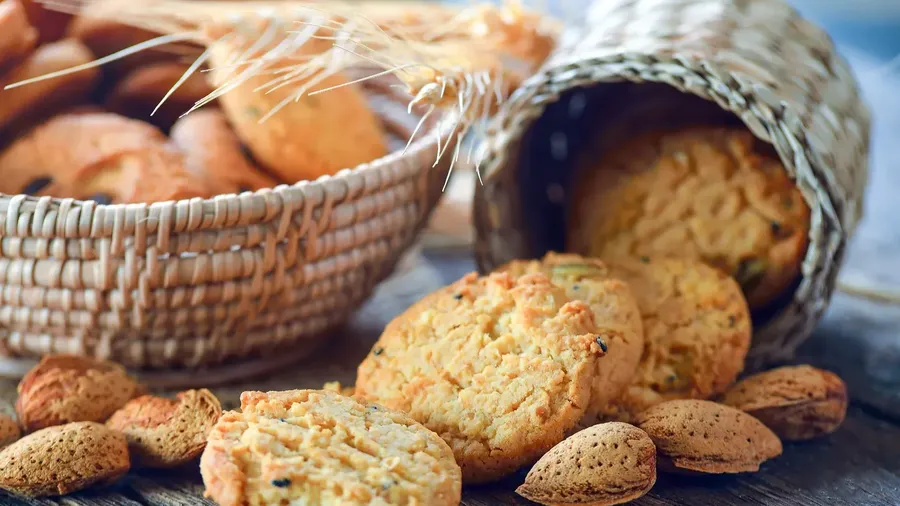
[517, 422, 656, 506]
[0, 421, 129, 497]
[721, 365, 848, 441]
[636, 399, 782, 474]
[106, 389, 222, 469]
[16, 354, 140, 433]
[0, 414, 20, 448]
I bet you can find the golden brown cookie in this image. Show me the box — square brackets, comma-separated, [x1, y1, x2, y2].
[106, 61, 214, 130]
[498, 253, 644, 428]
[636, 399, 783, 474]
[721, 365, 848, 441]
[602, 257, 751, 421]
[207, 22, 388, 184]
[107, 389, 222, 469]
[322, 381, 356, 397]
[67, 11, 180, 77]
[0, 112, 209, 202]
[355, 271, 606, 483]
[516, 422, 657, 506]
[170, 109, 279, 195]
[21, 0, 71, 44]
[568, 126, 811, 310]
[200, 389, 461, 506]
[0, 0, 37, 71]
[0, 38, 100, 133]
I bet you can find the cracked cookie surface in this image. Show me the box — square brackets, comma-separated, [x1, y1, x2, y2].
[355, 271, 606, 483]
[200, 389, 461, 506]
[568, 126, 810, 310]
[498, 253, 644, 429]
[603, 257, 751, 421]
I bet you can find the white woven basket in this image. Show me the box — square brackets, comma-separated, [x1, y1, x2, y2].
[0, 79, 451, 374]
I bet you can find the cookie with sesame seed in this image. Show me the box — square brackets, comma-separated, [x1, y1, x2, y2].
[200, 389, 461, 506]
[355, 271, 606, 483]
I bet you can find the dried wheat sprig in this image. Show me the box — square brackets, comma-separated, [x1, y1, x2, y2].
[24, 0, 558, 186]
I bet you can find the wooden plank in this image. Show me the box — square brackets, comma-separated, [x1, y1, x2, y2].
[459, 405, 900, 506]
[797, 294, 900, 422]
[0, 489, 145, 506]
[127, 474, 213, 506]
[0, 251, 898, 506]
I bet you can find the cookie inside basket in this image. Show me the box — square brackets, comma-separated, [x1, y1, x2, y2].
[0, 21, 426, 204]
[507, 82, 809, 322]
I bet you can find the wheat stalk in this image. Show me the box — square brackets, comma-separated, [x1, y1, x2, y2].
[17, 0, 559, 186]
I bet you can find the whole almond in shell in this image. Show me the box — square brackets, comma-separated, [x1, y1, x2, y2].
[721, 365, 848, 441]
[106, 389, 222, 468]
[636, 399, 782, 474]
[517, 422, 656, 506]
[16, 354, 139, 433]
[0, 414, 20, 448]
[0, 421, 129, 497]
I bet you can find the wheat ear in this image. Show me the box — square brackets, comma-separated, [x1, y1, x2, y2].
[23, 0, 559, 186]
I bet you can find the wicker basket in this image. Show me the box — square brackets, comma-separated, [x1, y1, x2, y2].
[474, 0, 871, 368]
[0, 79, 451, 374]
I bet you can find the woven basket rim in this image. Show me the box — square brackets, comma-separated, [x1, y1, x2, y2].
[0, 84, 442, 223]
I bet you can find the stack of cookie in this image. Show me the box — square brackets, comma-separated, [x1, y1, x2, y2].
[195, 252, 849, 506]
[567, 126, 811, 317]
[0, 0, 388, 204]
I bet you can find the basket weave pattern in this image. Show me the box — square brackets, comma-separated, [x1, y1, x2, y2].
[475, 0, 870, 366]
[0, 87, 450, 369]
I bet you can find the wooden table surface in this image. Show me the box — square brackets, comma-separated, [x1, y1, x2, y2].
[0, 245, 898, 506]
[1, 34, 899, 506]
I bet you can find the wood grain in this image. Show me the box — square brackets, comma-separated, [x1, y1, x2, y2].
[1, 249, 898, 506]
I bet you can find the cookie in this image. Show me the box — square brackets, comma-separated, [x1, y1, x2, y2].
[602, 257, 751, 421]
[171, 109, 279, 195]
[636, 399, 783, 474]
[200, 389, 461, 506]
[0, 38, 100, 133]
[16, 354, 140, 433]
[0, 0, 37, 71]
[20, 0, 71, 43]
[107, 389, 222, 468]
[322, 381, 356, 397]
[206, 21, 388, 184]
[721, 365, 848, 441]
[516, 422, 657, 506]
[67, 10, 181, 77]
[568, 126, 811, 310]
[0, 112, 209, 203]
[498, 253, 644, 428]
[355, 271, 606, 483]
[0, 421, 130, 497]
[106, 61, 214, 130]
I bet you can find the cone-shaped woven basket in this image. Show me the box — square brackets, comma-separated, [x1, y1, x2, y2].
[474, 0, 871, 367]
[0, 79, 451, 378]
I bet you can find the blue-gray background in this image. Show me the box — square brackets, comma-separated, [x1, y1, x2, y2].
[790, 0, 900, 60]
